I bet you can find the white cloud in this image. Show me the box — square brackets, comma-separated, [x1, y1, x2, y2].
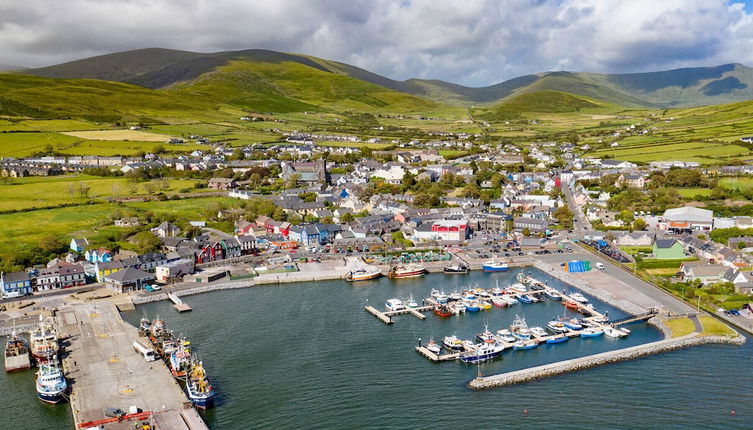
[1, 0, 752, 85]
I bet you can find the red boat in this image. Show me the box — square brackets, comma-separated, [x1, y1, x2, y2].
[563, 301, 580, 311]
[434, 304, 454, 317]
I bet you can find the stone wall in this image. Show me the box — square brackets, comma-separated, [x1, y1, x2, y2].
[469, 333, 745, 390]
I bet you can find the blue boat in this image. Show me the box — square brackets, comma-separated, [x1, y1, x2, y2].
[482, 259, 509, 272]
[544, 291, 561, 301]
[545, 335, 569, 344]
[186, 361, 216, 410]
[517, 294, 534, 304]
[512, 340, 538, 350]
[459, 342, 505, 363]
[464, 300, 481, 312]
[563, 319, 583, 330]
[36, 360, 67, 404]
[580, 328, 604, 338]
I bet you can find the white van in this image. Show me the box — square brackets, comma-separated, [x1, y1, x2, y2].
[1, 291, 20, 300]
[595, 262, 605, 271]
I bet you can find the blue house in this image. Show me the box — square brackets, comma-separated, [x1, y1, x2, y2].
[85, 248, 114, 264]
[70, 237, 89, 253]
[315, 224, 341, 244]
[287, 225, 304, 243]
[301, 225, 320, 246]
[1, 271, 32, 296]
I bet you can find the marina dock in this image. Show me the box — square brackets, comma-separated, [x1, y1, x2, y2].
[56, 301, 208, 430]
[169, 292, 192, 312]
[415, 346, 462, 362]
[365, 305, 432, 324]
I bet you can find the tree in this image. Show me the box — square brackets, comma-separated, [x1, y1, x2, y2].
[401, 171, 416, 190]
[130, 231, 161, 254]
[522, 228, 531, 237]
[77, 182, 91, 198]
[340, 212, 354, 223]
[152, 144, 166, 154]
[553, 206, 574, 229]
[39, 235, 65, 254]
[737, 241, 747, 250]
[632, 218, 647, 231]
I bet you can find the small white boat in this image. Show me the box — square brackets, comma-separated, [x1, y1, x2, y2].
[385, 299, 405, 311]
[570, 292, 589, 303]
[426, 339, 442, 354]
[449, 291, 462, 301]
[495, 329, 516, 343]
[508, 283, 527, 294]
[450, 302, 466, 314]
[580, 327, 604, 338]
[500, 295, 518, 306]
[405, 295, 419, 308]
[491, 297, 507, 307]
[604, 326, 627, 338]
[443, 335, 468, 351]
[530, 326, 548, 338]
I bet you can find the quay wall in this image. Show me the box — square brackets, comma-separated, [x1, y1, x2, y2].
[0, 323, 37, 336]
[469, 333, 746, 390]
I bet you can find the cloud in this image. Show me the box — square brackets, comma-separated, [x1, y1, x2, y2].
[0, 0, 752, 86]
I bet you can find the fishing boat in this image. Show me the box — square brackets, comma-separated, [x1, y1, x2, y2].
[512, 339, 538, 350]
[29, 315, 58, 363]
[501, 295, 518, 306]
[426, 339, 442, 354]
[459, 342, 505, 363]
[546, 320, 568, 333]
[450, 302, 466, 314]
[530, 326, 548, 338]
[546, 334, 569, 344]
[478, 301, 492, 311]
[491, 297, 507, 308]
[346, 267, 382, 282]
[516, 272, 530, 284]
[434, 303, 454, 317]
[150, 317, 166, 338]
[442, 335, 467, 351]
[563, 318, 583, 331]
[405, 295, 419, 308]
[476, 326, 496, 343]
[544, 291, 561, 301]
[580, 327, 604, 338]
[462, 291, 477, 301]
[482, 259, 508, 272]
[563, 301, 580, 311]
[388, 264, 426, 279]
[431, 289, 449, 303]
[169, 345, 192, 378]
[508, 283, 527, 294]
[449, 291, 462, 301]
[490, 286, 505, 296]
[517, 294, 534, 304]
[604, 326, 627, 338]
[385, 298, 405, 311]
[186, 360, 216, 410]
[35, 360, 67, 404]
[4, 329, 31, 372]
[464, 300, 481, 312]
[570, 292, 589, 303]
[443, 263, 469, 274]
[510, 315, 532, 340]
[495, 329, 516, 343]
[139, 316, 151, 333]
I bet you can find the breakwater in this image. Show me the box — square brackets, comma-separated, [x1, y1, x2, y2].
[469, 332, 746, 390]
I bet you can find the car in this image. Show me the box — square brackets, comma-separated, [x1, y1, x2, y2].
[104, 408, 126, 418]
[518, 252, 524, 256]
[557, 250, 563, 254]
[504, 253, 510, 257]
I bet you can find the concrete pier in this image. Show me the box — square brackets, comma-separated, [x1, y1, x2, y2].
[468, 332, 745, 390]
[56, 301, 208, 430]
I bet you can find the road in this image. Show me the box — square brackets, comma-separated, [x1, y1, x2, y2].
[560, 180, 593, 234]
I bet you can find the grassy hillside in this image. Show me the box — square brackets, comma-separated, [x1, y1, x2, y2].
[474, 90, 605, 121]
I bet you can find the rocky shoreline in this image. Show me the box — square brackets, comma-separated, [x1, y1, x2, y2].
[469, 332, 746, 390]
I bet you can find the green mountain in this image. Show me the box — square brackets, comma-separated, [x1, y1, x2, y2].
[15, 48, 753, 110]
[475, 90, 604, 121]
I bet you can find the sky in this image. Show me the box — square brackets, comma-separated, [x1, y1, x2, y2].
[2, 0, 753, 86]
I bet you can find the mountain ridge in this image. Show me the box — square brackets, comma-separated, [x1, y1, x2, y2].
[15, 48, 753, 108]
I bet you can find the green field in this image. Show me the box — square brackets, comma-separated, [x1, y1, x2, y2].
[719, 177, 753, 191]
[666, 317, 696, 338]
[677, 188, 712, 198]
[0, 175, 206, 211]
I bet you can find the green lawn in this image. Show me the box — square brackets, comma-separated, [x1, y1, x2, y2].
[677, 188, 712, 198]
[719, 177, 753, 192]
[699, 316, 736, 336]
[665, 317, 696, 338]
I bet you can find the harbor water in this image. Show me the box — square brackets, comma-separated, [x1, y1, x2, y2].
[2, 268, 752, 429]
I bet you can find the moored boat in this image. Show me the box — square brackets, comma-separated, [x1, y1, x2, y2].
[4, 330, 31, 372]
[464, 300, 481, 312]
[512, 339, 538, 350]
[478, 301, 492, 311]
[544, 291, 561, 301]
[510, 315, 532, 340]
[495, 329, 516, 343]
[450, 302, 466, 314]
[405, 295, 419, 308]
[169, 345, 191, 378]
[501, 295, 518, 306]
[29, 315, 58, 363]
[476, 326, 496, 343]
[508, 283, 527, 294]
[433, 303, 454, 317]
[580, 327, 604, 338]
[563, 301, 580, 311]
[186, 360, 216, 410]
[35, 359, 67, 404]
[530, 326, 548, 338]
[426, 339, 442, 354]
[385, 298, 405, 311]
[443, 263, 470, 274]
[570, 292, 589, 303]
[460, 342, 505, 363]
[546, 334, 569, 344]
[546, 320, 568, 333]
[388, 264, 426, 279]
[563, 318, 583, 331]
[442, 335, 467, 351]
[604, 326, 627, 338]
[517, 294, 534, 304]
[491, 297, 507, 308]
[482, 259, 509, 272]
[346, 267, 382, 282]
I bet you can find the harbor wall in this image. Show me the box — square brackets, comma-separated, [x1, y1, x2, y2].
[468, 333, 746, 390]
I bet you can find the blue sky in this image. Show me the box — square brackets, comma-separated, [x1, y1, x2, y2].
[2, 0, 753, 86]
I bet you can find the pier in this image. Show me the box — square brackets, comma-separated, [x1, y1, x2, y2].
[56, 300, 208, 430]
[169, 292, 192, 312]
[415, 346, 462, 362]
[365, 305, 432, 324]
